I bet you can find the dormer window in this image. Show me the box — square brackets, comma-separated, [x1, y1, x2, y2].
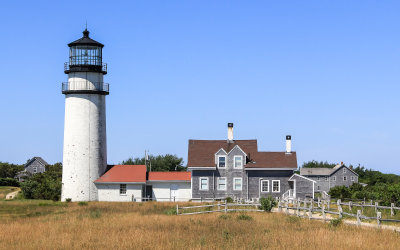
[218, 156, 226, 168]
[234, 156, 243, 169]
[343, 168, 347, 173]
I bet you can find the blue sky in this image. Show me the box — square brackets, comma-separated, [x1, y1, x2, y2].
[0, 1, 399, 173]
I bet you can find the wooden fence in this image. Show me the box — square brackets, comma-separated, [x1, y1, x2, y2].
[176, 200, 263, 215]
[278, 197, 400, 227]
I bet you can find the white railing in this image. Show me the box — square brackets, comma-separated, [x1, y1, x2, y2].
[62, 81, 109, 93]
[282, 189, 294, 200]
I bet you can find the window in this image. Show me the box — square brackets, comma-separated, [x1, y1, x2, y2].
[324, 177, 328, 181]
[261, 180, 269, 192]
[233, 178, 242, 191]
[317, 176, 320, 181]
[343, 168, 347, 173]
[332, 176, 336, 181]
[33, 167, 37, 173]
[343, 176, 347, 181]
[217, 177, 226, 190]
[200, 177, 209, 190]
[234, 156, 243, 169]
[272, 180, 280, 192]
[351, 176, 355, 182]
[317, 186, 320, 191]
[218, 156, 226, 168]
[119, 184, 127, 195]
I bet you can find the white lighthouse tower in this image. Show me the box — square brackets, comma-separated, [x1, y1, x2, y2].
[61, 29, 109, 201]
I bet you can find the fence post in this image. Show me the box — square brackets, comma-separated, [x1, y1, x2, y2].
[296, 200, 300, 216]
[375, 202, 378, 213]
[391, 203, 395, 217]
[327, 199, 330, 210]
[317, 197, 321, 208]
[278, 199, 282, 212]
[285, 200, 289, 214]
[361, 200, 364, 214]
[377, 211, 382, 228]
[370, 200, 373, 205]
[349, 201, 352, 211]
[357, 210, 361, 226]
[337, 199, 343, 219]
[322, 203, 326, 221]
[225, 199, 227, 213]
[176, 204, 179, 215]
[308, 202, 312, 219]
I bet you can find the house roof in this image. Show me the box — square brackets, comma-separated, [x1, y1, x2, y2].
[148, 172, 191, 181]
[25, 157, 49, 168]
[300, 164, 358, 176]
[187, 139, 297, 169]
[300, 168, 333, 176]
[94, 165, 146, 183]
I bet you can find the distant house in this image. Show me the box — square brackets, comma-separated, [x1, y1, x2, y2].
[94, 165, 192, 202]
[16, 157, 48, 181]
[300, 164, 359, 193]
[187, 123, 315, 201]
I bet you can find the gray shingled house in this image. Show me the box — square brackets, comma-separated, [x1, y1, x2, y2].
[187, 124, 315, 201]
[16, 157, 48, 181]
[300, 164, 358, 193]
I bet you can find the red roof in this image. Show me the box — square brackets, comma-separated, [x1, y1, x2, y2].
[95, 165, 146, 183]
[148, 172, 191, 181]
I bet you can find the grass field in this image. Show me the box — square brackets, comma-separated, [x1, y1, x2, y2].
[1, 200, 400, 249]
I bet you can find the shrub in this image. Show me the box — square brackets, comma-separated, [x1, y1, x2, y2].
[65, 198, 72, 202]
[78, 201, 88, 206]
[330, 218, 342, 227]
[237, 214, 252, 221]
[164, 207, 177, 215]
[259, 196, 276, 212]
[226, 197, 233, 203]
[287, 216, 301, 223]
[0, 177, 19, 187]
[219, 214, 231, 220]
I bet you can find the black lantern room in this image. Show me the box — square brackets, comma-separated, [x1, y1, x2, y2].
[64, 29, 107, 74]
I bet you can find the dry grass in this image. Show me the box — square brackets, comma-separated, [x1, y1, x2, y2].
[0, 186, 18, 200]
[0, 200, 400, 249]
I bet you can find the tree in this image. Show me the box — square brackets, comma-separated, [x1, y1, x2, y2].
[0, 162, 24, 178]
[121, 154, 186, 171]
[20, 162, 62, 201]
[301, 160, 336, 169]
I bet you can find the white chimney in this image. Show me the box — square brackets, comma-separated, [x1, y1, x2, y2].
[286, 135, 292, 153]
[227, 123, 234, 142]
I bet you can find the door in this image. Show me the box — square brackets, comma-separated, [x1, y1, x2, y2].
[170, 184, 178, 201]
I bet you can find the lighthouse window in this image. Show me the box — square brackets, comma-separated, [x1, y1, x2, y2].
[119, 184, 127, 195]
[70, 46, 102, 66]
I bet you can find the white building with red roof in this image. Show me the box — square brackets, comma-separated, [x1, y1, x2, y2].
[94, 165, 192, 202]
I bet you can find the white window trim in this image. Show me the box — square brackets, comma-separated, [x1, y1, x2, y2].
[332, 176, 336, 181]
[217, 156, 226, 168]
[351, 176, 355, 181]
[234, 155, 243, 169]
[261, 180, 269, 193]
[33, 167, 37, 173]
[343, 168, 347, 173]
[119, 184, 127, 196]
[233, 177, 243, 191]
[217, 177, 227, 191]
[199, 177, 209, 191]
[272, 180, 280, 193]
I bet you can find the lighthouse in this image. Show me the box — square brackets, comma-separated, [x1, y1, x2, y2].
[61, 29, 109, 201]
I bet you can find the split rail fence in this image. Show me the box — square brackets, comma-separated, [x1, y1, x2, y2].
[277, 197, 400, 228]
[177, 200, 263, 215]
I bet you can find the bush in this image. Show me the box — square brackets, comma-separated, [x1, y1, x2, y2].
[237, 214, 252, 220]
[66, 198, 72, 202]
[219, 214, 231, 220]
[226, 197, 233, 203]
[78, 201, 88, 206]
[259, 196, 276, 212]
[330, 218, 343, 227]
[0, 177, 19, 187]
[329, 186, 351, 199]
[20, 168, 61, 201]
[164, 207, 177, 215]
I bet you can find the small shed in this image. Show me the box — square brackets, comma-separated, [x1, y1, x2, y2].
[147, 172, 191, 202]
